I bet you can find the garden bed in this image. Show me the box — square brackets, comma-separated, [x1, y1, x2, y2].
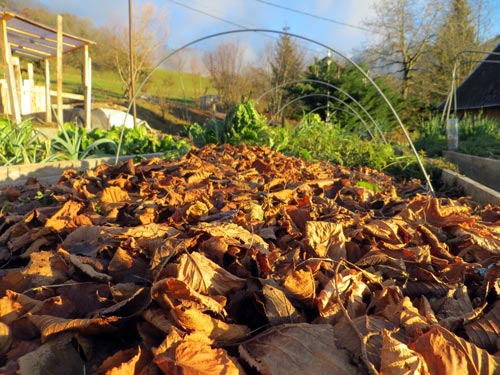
[2, 144, 500, 374]
[443, 151, 500, 192]
[0, 153, 163, 187]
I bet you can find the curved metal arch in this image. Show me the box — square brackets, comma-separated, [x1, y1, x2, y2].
[254, 78, 386, 142]
[274, 93, 376, 140]
[119, 28, 434, 195]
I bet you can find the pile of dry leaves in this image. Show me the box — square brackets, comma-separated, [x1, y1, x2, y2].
[1, 144, 500, 375]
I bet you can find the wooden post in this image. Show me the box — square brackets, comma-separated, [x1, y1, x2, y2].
[45, 59, 52, 122]
[27, 63, 34, 82]
[0, 18, 21, 123]
[56, 15, 63, 124]
[129, 0, 137, 127]
[11, 57, 22, 113]
[83, 45, 92, 130]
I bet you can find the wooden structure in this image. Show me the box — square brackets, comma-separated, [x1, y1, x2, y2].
[443, 42, 500, 120]
[0, 11, 94, 128]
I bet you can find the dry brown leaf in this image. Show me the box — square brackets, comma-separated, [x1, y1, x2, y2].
[17, 333, 85, 375]
[184, 201, 212, 222]
[21, 250, 68, 287]
[464, 299, 500, 352]
[193, 222, 269, 254]
[108, 247, 149, 283]
[258, 283, 305, 325]
[173, 307, 250, 343]
[100, 186, 130, 203]
[363, 219, 404, 245]
[282, 268, 316, 307]
[141, 308, 172, 333]
[28, 314, 120, 342]
[0, 290, 44, 324]
[378, 295, 430, 336]
[61, 225, 123, 257]
[239, 323, 365, 375]
[176, 252, 246, 296]
[424, 197, 475, 227]
[0, 321, 12, 358]
[432, 285, 475, 331]
[44, 200, 91, 231]
[155, 340, 244, 375]
[136, 207, 156, 225]
[317, 270, 369, 323]
[151, 277, 226, 315]
[380, 330, 430, 375]
[92, 286, 151, 318]
[304, 221, 346, 259]
[334, 315, 408, 371]
[410, 325, 500, 375]
[95, 347, 142, 375]
[58, 249, 113, 282]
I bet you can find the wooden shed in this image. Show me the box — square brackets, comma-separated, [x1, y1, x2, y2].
[0, 11, 94, 127]
[442, 42, 500, 120]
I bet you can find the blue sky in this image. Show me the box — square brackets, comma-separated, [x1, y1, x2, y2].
[39, 0, 500, 65]
[38, 0, 383, 55]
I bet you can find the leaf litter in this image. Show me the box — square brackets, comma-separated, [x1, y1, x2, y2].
[1, 144, 500, 374]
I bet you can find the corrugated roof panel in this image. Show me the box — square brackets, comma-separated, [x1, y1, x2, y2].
[0, 11, 94, 60]
[454, 44, 500, 111]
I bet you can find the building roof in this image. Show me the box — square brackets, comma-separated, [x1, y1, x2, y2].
[0, 11, 94, 60]
[452, 43, 500, 111]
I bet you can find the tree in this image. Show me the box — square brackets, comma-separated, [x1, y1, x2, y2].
[267, 30, 305, 119]
[203, 42, 246, 108]
[364, 0, 443, 99]
[289, 56, 401, 134]
[109, 1, 168, 98]
[416, 0, 484, 104]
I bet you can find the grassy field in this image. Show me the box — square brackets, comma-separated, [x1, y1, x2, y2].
[53, 66, 215, 103]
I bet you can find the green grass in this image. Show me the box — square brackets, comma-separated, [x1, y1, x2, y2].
[40, 66, 215, 102]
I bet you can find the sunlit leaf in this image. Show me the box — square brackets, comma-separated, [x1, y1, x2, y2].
[410, 325, 500, 375]
[155, 340, 243, 375]
[380, 329, 430, 375]
[177, 251, 246, 296]
[240, 323, 365, 375]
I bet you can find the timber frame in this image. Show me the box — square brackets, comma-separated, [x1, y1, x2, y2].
[0, 11, 95, 128]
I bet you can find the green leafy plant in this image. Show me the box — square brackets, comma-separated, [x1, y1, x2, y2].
[41, 122, 116, 161]
[0, 118, 52, 165]
[188, 102, 271, 147]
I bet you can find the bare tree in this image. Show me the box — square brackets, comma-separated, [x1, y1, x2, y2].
[109, 1, 168, 98]
[203, 42, 246, 108]
[364, 0, 443, 99]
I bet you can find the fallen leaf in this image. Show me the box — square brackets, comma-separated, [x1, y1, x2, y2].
[100, 186, 130, 203]
[176, 252, 246, 296]
[256, 283, 305, 325]
[304, 221, 346, 259]
[152, 278, 226, 315]
[193, 222, 269, 254]
[410, 325, 500, 375]
[0, 321, 12, 358]
[173, 307, 250, 343]
[155, 340, 244, 375]
[282, 268, 316, 307]
[239, 323, 365, 375]
[380, 329, 430, 375]
[95, 346, 142, 375]
[21, 250, 68, 287]
[28, 314, 120, 342]
[17, 333, 85, 375]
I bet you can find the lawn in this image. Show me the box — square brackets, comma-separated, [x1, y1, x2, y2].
[46, 66, 215, 103]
